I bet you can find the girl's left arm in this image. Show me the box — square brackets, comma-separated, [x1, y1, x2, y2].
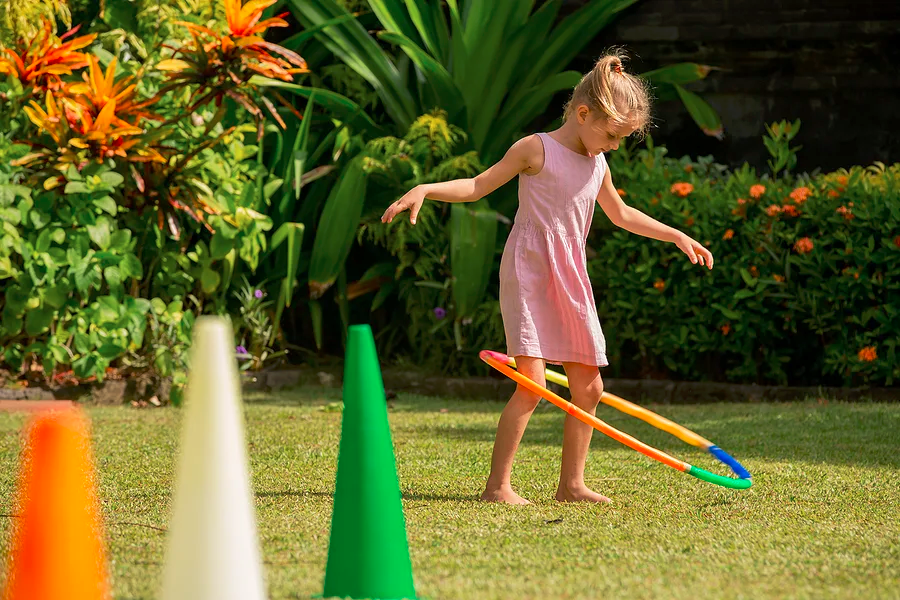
[596, 168, 714, 269]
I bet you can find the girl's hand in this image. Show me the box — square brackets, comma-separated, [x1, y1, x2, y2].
[675, 233, 714, 269]
[382, 186, 427, 225]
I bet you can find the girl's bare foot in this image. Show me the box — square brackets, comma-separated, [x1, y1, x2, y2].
[555, 483, 612, 503]
[480, 484, 531, 505]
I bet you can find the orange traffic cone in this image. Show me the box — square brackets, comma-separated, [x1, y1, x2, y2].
[2, 407, 109, 600]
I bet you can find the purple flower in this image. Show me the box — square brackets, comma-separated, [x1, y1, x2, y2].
[433, 307, 446, 320]
[236, 345, 248, 355]
[254, 289, 263, 299]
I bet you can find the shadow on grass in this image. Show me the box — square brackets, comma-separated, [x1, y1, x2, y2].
[246, 386, 900, 468]
[255, 489, 476, 503]
[405, 402, 900, 469]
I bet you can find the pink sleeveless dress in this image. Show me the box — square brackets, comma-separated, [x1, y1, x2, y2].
[498, 132, 609, 367]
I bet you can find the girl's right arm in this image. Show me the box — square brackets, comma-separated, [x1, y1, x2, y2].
[381, 135, 541, 225]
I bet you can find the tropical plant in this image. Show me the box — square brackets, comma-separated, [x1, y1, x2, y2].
[287, 0, 723, 165]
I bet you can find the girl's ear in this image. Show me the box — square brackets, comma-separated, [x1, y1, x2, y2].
[575, 103, 591, 124]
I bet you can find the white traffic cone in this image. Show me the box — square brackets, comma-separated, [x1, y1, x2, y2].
[160, 316, 265, 600]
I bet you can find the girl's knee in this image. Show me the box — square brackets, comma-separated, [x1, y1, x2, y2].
[512, 386, 542, 410]
[571, 376, 604, 408]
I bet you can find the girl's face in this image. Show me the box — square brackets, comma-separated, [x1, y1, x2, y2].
[575, 104, 637, 155]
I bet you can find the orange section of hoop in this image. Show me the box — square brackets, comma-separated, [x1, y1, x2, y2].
[481, 352, 689, 473]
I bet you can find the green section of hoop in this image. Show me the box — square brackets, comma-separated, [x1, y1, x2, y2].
[687, 465, 753, 489]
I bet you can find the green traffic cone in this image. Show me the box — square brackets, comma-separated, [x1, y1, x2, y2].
[322, 324, 418, 600]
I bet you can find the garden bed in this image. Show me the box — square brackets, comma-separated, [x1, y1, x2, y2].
[4, 365, 896, 405]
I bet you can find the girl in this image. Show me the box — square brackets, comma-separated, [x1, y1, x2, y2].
[381, 52, 714, 505]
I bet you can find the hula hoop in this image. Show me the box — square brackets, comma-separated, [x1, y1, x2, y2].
[479, 350, 752, 490]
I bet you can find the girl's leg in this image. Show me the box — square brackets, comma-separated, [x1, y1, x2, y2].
[481, 356, 546, 505]
[556, 362, 611, 503]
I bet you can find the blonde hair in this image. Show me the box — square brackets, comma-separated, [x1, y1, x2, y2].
[564, 50, 651, 135]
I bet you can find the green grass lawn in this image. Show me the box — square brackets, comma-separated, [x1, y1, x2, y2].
[1, 389, 899, 599]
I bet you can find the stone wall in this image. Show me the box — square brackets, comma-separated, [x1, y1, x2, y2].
[555, 0, 900, 172]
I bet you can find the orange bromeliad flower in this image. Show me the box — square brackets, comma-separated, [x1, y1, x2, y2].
[653, 279, 665, 292]
[157, 0, 308, 130]
[616, 188, 626, 197]
[722, 229, 734, 240]
[749, 184, 766, 199]
[789, 186, 812, 204]
[16, 91, 163, 185]
[0, 20, 97, 92]
[793, 237, 814, 254]
[67, 56, 159, 127]
[670, 182, 694, 197]
[857, 346, 877, 362]
[765, 204, 782, 217]
[720, 323, 731, 336]
[773, 274, 785, 282]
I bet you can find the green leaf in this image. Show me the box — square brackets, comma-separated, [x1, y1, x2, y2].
[642, 63, 714, 86]
[93, 196, 118, 215]
[100, 171, 125, 187]
[42, 285, 69, 309]
[104, 266, 123, 288]
[97, 343, 126, 359]
[378, 30, 465, 119]
[451, 203, 498, 319]
[210, 232, 234, 260]
[250, 77, 382, 135]
[1, 310, 23, 336]
[64, 181, 90, 194]
[674, 84, 724, 138]
[284, 0, 416, 126]
[51, 228, 66, 244]
[110, 229, 131, 250]
[711, 303, 742, 320]
[200, 267, 221, 294]
[86, 219, 111, 250]
[120, 254, 143, 279]
[269, 222, 306, 308]
[74, 332, 91, 354]
[25, 305, 54, 336]
[73, 354, 99, 379]
[309, 299, 324, 350]
[36, 229, 53, 253]
[102, 0, 139, 32]
[308, 157, 367, 299]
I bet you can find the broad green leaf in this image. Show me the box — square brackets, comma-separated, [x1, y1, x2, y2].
[308, 157, 367, 299]
[102, 0, 139, 32]
[200, 267, 221, 294]
[642, 63, 714, 85]
[309, 299, 324, 350]
[100, 171, 125, 187]
[25, 305, 54, 336]
[674, 84, 724, 138]
[86, 219, 111, 250]
[110, 229, 131, 250]
[284, 0, 416, 126]
[104, 265, 123, 288]
[98, 343, 126, 359]
[120, 254, 143, 279]
[271, 222, 305, 307]
[64, 181, 90, 194]
[42, 285, 69, 309]
[93, 196, 118, 215]
[377, 31, 465, 120]
[451, 202, 498, 319]
[513, 0, 638, 98]
[250, 77, 382, 135]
